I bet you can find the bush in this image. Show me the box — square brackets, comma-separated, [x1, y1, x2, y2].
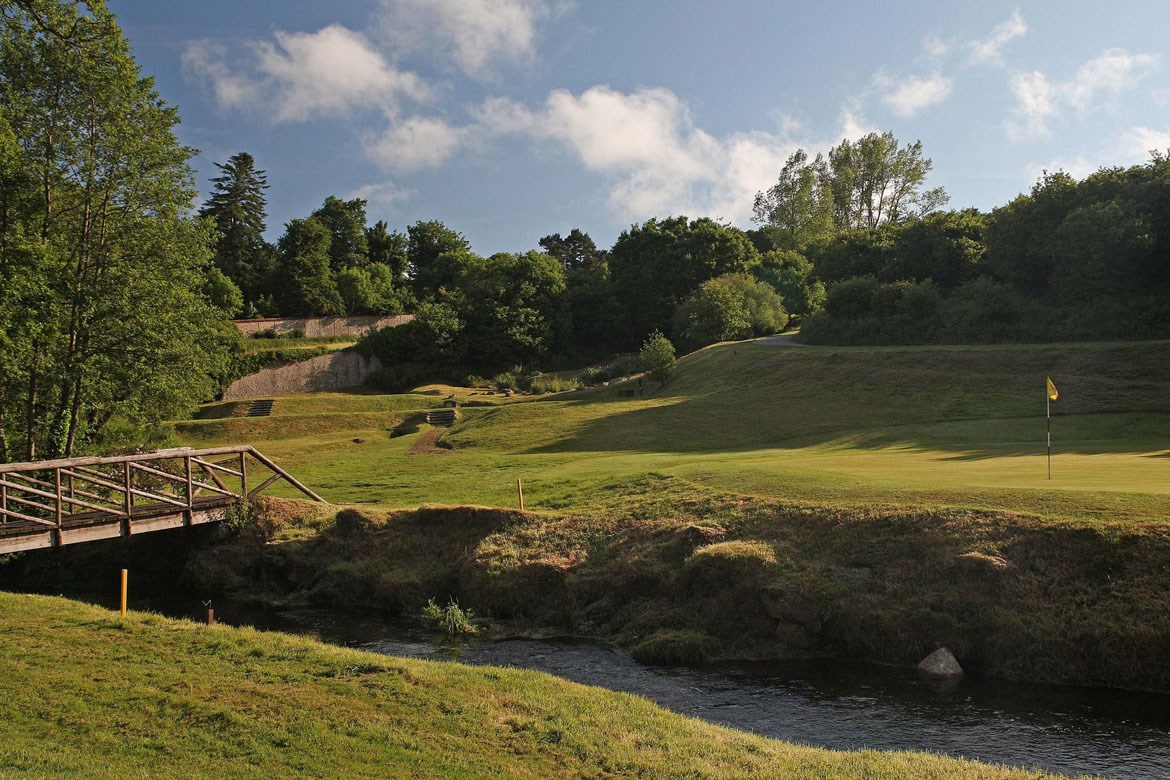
[639, 331, 676, 384]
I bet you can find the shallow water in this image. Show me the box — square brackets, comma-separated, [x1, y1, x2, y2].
[195, 602, 1170, 780]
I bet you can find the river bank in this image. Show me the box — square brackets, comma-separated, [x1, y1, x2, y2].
[0, 592, 1075, 779]
[165, 493, 1170, 694]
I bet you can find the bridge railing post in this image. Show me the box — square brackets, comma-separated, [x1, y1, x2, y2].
[123, 462, 132, 517]
[184, 455, 193, 511]
[1, 481, 6, 524]
[239, 451, 247, 499]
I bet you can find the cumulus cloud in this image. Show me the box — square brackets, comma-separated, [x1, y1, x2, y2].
[446, 86, 866, 223]
[875, 72, 954, 118]
[968, 10, 1027, 67]
[376, 0, 555, 79]
[1124, 126, 1170, 158]
[365, 116, 470, 171]
[182, 25, 430, 122]
[347, 181, 415, 213]
[181, 41, 261, 109]
[1007, 49, 1158, 140]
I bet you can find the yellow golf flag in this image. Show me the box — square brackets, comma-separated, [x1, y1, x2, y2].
[1046, 377, 1059, 401]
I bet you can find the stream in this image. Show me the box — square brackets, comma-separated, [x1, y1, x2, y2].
[187, 600, 1170, 780]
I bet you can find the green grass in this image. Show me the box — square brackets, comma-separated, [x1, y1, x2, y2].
[0, 592, 1077, 779]
[181, 339, 1170, 525]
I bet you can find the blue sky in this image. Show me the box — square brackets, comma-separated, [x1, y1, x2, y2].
[110, 0, 1170, 255]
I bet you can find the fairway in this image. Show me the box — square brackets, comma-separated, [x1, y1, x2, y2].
[177, 339, 1170, 524]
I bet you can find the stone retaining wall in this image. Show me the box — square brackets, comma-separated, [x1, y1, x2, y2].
[233, 314, 413, 338]
[223, 351, 382, 400]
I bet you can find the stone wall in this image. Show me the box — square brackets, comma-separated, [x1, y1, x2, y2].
[223, 351, 382, 400]
[233, 314, 413, 339]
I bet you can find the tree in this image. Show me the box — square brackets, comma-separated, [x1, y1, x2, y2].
[274, 218, 344, 315]
[827, 132, 948, 229]
[366, 219, 409, 278]
[639, 331, 676, 385]
[539, 228, 606, 271]
[608, 216, 760, 343]
[199, 152, 271, 302]
[754, 132, 948, 242]
[312, 195, 369, 270]
[407, 219, 471, 298]
[673, 274, 787, 350]
[0, 0, 233, 459]
[754, 250, 825, 319]
[752, 150, 834, 250]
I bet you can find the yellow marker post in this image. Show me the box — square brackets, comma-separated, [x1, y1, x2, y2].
[517, 478, 524, 511]
[120, 569, 128, 617]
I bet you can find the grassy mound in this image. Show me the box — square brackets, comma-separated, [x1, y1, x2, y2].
[0, 593, 1071, 779]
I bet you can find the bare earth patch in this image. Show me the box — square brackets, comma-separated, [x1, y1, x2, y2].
[408, 427, 452, 455]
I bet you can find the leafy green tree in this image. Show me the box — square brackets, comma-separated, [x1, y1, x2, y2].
[752, 150, 835, 250]
[199, 152, 272, 302]
[754, 250, 825, 319]
[827, 131, 948, 229]
[0, 0, 233, 459]
[204, 266, 244, 317]
[407, 219, 472, 298]
[367, 219, 409, 278]
[337, 264, 407, 315]
[312, 195, 369, 270]
[274, 218, 344, 315]
[460, 250, 569, 368]
[673, 274, 787, 350]
[609, 216, 760, 343]
[539, 228, 607, 271]
[639, 331, 676, 385]
[754, 132, 947, 245]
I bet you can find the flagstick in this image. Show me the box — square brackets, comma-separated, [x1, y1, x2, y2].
[1046, 390, 1051, 480]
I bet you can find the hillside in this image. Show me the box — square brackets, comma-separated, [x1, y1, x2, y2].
[0, 593, 1070, 780]
[177, 339, 1170, 522]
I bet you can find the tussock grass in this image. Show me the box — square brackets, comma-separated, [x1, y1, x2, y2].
[0, 592, 1077, 779]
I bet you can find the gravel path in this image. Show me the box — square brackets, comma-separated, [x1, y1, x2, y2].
[753, 333, 807, 347]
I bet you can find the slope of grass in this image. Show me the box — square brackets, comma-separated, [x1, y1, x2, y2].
[0, 593, 1071, 779]
[181, 339, 1170, 525]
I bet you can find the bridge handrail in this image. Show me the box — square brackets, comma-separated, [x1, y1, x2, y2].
[0, 445, 325, 546]
[0, 445, 259, 475]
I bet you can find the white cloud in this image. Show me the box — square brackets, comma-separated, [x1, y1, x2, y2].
[181, 41, 261, 109]
[968, 10, 1027, 67]
[366, 116, 470, 171]
[923, 35, 951, 60]
[837, 100, 877, 142]
[376, 0, 555, 79]
[876, 72, 954, 118]
[1006, 70, 1058, 139]
[182, 25, 430, 122]
[1124, 126, 1170, 158]
[1006, 49, 1158, 140]
[463, 86, 869, 224]
[347, 181, 415, 213]
[1063, 50, 1158, 113]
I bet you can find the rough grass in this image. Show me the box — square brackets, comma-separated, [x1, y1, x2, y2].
[0, 592, 1074, 779]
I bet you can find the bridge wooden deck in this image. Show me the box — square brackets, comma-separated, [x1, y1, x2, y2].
[0, 446, 325, 555]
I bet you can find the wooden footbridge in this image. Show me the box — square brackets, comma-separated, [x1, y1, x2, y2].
[0, 446, 325, 555]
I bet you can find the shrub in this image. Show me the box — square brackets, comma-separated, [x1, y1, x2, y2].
[639, 331, 676, 384]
